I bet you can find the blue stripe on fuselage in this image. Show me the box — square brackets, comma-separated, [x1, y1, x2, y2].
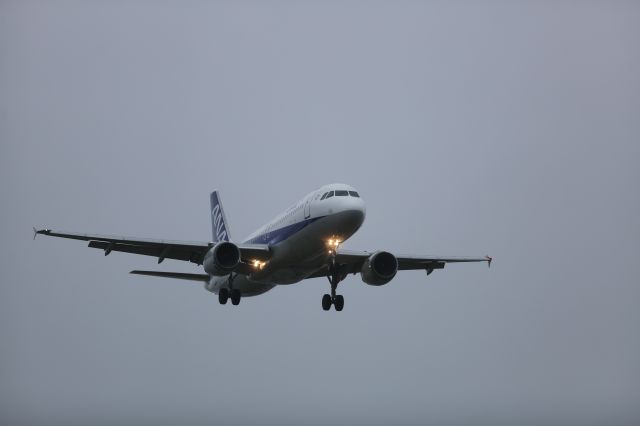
[243, 216, 325, 245]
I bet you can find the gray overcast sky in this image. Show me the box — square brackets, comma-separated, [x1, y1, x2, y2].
[1, 1, 639, 425]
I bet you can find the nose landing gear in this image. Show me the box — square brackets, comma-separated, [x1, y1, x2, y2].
[322, 256, 345, 311]
[321, 284, 345, 311]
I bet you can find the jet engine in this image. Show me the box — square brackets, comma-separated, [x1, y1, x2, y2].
[360, 251, 398, 286]
[203, 241, 241, 276]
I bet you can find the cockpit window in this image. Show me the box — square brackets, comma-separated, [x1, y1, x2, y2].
[325, 191, 334, 199]
[320, 192, 328, 200]
[349, 191, 360, 197]
[335, 190, 349, 196]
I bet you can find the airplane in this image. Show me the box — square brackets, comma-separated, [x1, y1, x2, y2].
[34, 183, 491, 311]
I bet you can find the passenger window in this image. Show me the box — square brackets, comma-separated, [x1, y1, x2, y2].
[325, 191, 334, 199]
[335, 190, 348, 196]
[349, 191, 359, 197]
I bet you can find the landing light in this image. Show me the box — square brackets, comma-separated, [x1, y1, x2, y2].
[326, 238, 341, 249]
[252, 260, 266, 270]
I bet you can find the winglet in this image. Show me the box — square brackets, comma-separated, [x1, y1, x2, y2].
[33, 227, 51, 240]
[486, 256, 493, 268]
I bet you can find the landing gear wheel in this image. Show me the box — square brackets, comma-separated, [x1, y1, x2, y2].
[230, 289, 241, 306]
[322, 294, 332, 311]
[219, 288, 229, 305]
[324, 254, 346, 312]
[334, 295, 344, 311]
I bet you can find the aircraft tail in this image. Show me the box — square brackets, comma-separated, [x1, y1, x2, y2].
[210, 191, 231, 243]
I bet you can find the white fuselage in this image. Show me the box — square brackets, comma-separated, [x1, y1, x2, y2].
[205, 184, 366, 296]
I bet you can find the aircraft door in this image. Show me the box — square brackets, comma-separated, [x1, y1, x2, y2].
[304, 197, 311, 219]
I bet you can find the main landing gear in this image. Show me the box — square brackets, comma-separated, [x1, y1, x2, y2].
[218, 273, 241, 306]
[322, 256, 345, 312]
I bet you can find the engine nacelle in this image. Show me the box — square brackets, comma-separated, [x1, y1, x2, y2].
[203, 241, 241, 276]
[360, 251, 398, 286]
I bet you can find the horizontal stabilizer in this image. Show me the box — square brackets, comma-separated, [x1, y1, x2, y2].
[130, 270, 209, 282]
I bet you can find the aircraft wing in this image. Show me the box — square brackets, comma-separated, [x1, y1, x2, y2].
[130, 270, 210, 282]
[306, 249, 491, 279]
[34, 228, 271, 265]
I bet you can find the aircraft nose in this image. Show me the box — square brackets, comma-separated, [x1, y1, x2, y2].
[333, 208, 365, 237]
[342, 201, 366, 229]
[347, 208, 365, 223]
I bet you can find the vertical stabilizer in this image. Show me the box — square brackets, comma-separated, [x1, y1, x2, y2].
[210, 191, 231, 243]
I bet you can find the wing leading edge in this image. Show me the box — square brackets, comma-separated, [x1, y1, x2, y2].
[34, 228, 271, 266]
[305, 249, 491, 280]
[130, 270, 209, 282]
